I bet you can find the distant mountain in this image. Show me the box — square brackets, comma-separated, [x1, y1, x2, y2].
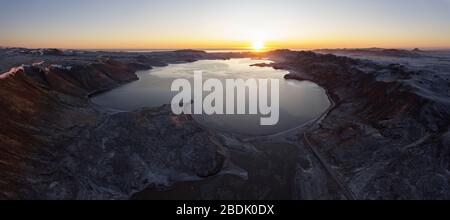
[174, 49, 207, 53]
[27, 48, 66, 56]
[314, 48, 424, 58]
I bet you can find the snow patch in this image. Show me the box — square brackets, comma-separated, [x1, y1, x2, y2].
[51, 64, 72, 70]
[32, 61, 45, 66]
[0, 66, 25, 79]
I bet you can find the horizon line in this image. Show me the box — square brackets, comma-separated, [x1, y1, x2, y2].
[2, 46, 450, 51]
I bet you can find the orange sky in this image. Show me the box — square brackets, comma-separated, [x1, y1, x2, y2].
[1, 0, 449, 49]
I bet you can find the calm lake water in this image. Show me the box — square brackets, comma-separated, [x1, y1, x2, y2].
[91, 58, 331, 135]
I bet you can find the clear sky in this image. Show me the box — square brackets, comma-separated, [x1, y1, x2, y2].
[0, 0, 449, 49]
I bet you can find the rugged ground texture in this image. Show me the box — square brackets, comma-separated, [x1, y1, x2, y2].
[1, 48, 449, 199]
[0, 49, 241, 199]
[262, 50, 450, 199]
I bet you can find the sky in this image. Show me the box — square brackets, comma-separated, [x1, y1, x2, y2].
[0, 0, 449, 49]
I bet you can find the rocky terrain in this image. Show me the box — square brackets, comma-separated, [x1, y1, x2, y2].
[0, 49, 250, 199]
[0, 48, 449, 199]
[260, 50, 450, 199]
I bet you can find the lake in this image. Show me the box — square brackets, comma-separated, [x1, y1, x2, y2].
[91, 58, 331, 136]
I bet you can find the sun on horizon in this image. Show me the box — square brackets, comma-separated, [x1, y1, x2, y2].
[251, 38, 266, 52]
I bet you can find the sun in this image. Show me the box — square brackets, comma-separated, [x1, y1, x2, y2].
[251, 39, 265, 51]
